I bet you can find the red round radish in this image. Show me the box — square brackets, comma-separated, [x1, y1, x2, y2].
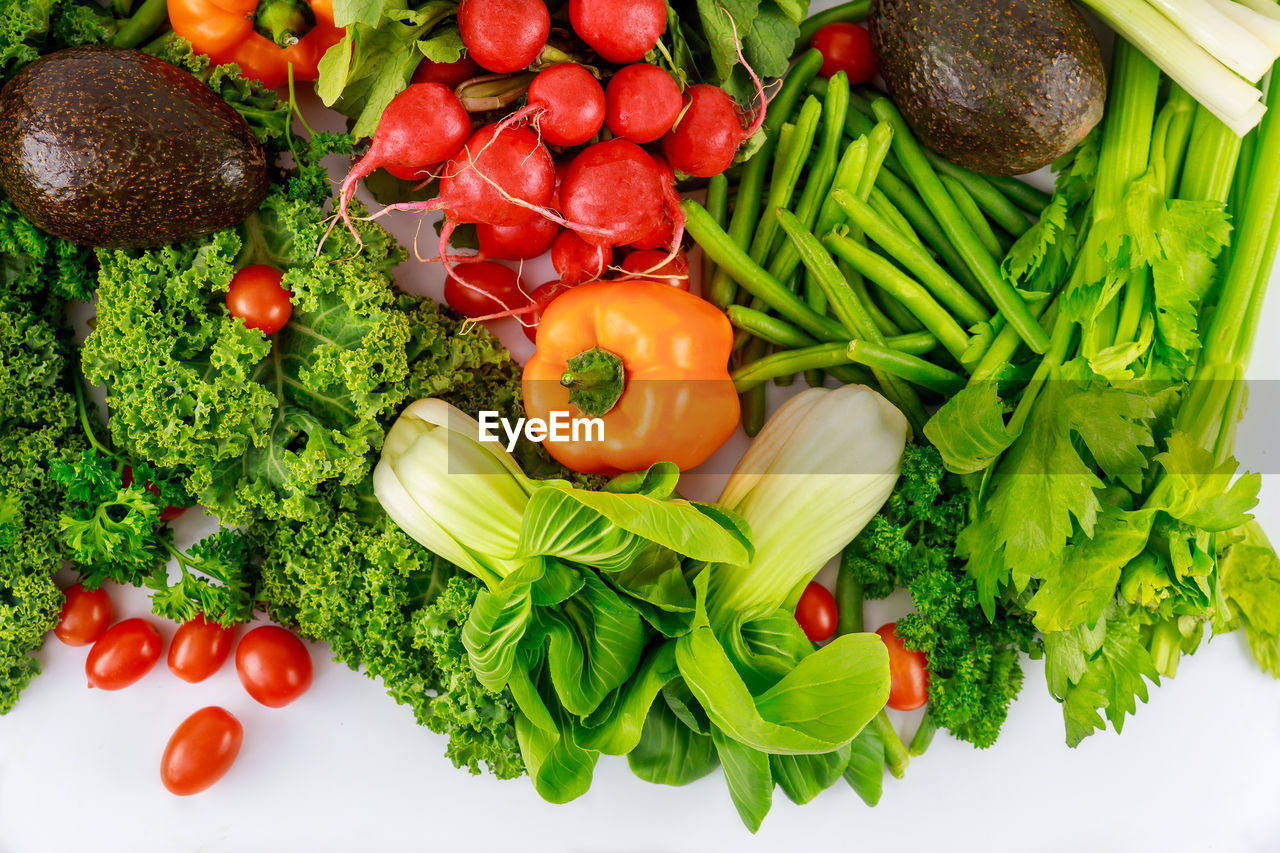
[444, 262, 532, 317]
[552, 230, 612, 285]
[476, 218, 561, 260]
[559, 139, 665, 247]
[519, 64, 606, 147]
[620, 248, 689, 290]
[438, 123, 556, 227]
[413, 54, 480, 88]
[626, 154, 682, 251]
[459, 0, 550, 73]
[604, 64, 683, 143]
[336, 83, 470, 225]
[569, 0, 666, 64]
[662, 84, 753, 178]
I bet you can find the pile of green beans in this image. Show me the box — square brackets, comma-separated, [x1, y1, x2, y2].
[689, 48, 1051, 435]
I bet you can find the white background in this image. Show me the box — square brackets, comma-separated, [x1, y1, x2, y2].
[4, 12, 1280, 852]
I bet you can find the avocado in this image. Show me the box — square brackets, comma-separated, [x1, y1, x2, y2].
[0, 46, 269, 248]
[868, 0, 1105, 176]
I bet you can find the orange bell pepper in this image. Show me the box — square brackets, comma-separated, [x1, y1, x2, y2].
[168, 0, 344, 89]
[523, 281, 740, 475]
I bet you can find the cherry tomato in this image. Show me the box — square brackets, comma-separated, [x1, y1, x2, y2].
[54, 582, 113, 647]
[521, 279, 577, 344]
[122, 465, 187, 522]
[226, 264, 293, 335]
[876, 622, 929, 711]
[161, 706, 244, 796]
[443, 262, 531, 319]
[794, 581, 838, 642]
[620, 249, 691, 291]
[86, 618, 163, 690]
[168, 615, 236, 683]
[412, 55, 480, 88]
[235, 625, 313, 708]
[809, 23, 876, 84]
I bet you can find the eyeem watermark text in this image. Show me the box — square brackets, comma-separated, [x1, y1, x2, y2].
[477, 411, 605, 452]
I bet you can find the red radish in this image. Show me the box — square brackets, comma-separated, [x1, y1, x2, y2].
[334, 83, 470, 234]
[476, 217, 561, 260]
[502, 64, 606, 148]
[559, 139, 666, 247]
[552, 230, 612, 285]
[373, 123, 559, 271]
[604, 64, 683, 143]
[521, 280, 577, 343]
[413, 54, 480, 88]
[625, 154, 683, 253]
[569, 0, 666, 64]
[444, 262, 532, 317]
[619, 248, 690, 290]
[662, 83, 763, 178]
[459, 0, 550, 73]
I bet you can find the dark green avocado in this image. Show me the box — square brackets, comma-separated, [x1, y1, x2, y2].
[869, 0, 1106, 175]
[0, 45, 269, 248]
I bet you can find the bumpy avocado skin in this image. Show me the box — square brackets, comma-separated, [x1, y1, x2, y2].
[869, 0, 1106, 176]
[0, 46, 268, 248]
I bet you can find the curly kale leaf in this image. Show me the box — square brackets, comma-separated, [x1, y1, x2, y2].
[0, 0, 114, 81]
[255, 484, 523, 778]
[0, 208, 84, 712]
[82, 161, 416, 525]
[846, 444, 1037, 749]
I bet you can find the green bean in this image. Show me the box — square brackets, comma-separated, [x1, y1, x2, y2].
[847, 265, 900, 337]
[797, 0, 870, 48]
[752, 98, 822, 263]
[833, 190, 989, 326]
[708, 49, 824, 309]
[775, 209, 927, 428]
[867, 188, 926, 250]
[969, 295, 1058, 382]
[733, 343, 867, 392]
[728, 305, 937, 356]
[824, 232, 972, 364]
[778, 210, 879, 340]
[871, 97, 1050, 353]
[770, 137, 866, 284]
[984, 174, 1052, 215]
[701, 173, 729, 291]
[877, 288, 925, 333]
[931, 159, 1032, 238]
[938, 173, 1002, 260]
[684, 199, 848, 341]
[783, 72, 851, 307]
[741, 380, 767, 436]
[846, 340, 966, 395]
[728, 306, 818, 349]
[874, 169, 988, 301]
[804, 369, 826, 387]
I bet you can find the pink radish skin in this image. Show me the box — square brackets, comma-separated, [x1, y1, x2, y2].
[552, 230, 612, 284]
[413, 55, 480, 88]
[335, 83, 470, 234]
[502, 64, 606, 148]
[604, 64, 683, 143]
[459, 0, 549, 73]
[477, 217, 561, 260]
[569, 0, 666, 63]
[662, 84, 756, 178]
[559, 139, 666, 247]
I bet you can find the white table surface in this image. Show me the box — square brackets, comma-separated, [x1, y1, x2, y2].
[5, 22, 1280, 853]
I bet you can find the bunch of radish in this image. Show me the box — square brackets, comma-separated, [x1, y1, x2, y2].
[331, 0, 762, 341]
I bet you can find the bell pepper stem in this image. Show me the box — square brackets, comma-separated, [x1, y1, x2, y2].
[254, 0, 317, 48]
[560, 347, 626, 417]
